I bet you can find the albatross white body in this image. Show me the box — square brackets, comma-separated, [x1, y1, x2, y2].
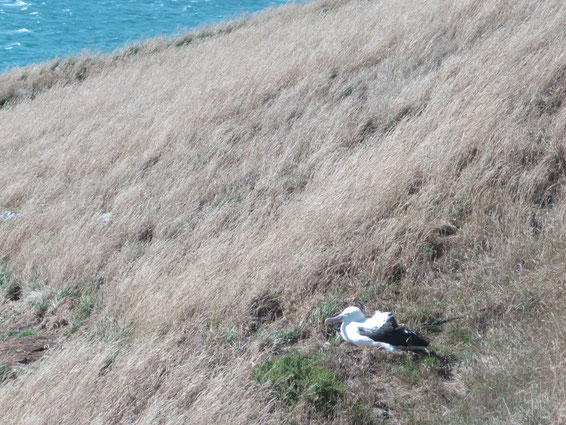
[325, 306, 429, 351]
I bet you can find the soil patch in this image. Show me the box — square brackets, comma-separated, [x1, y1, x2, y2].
[0, 335, 54, 365]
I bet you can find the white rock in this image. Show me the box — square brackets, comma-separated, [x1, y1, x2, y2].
[17, 88, 32, 98]
[97, 212, 112, 223]
[0, 210, 19, 221]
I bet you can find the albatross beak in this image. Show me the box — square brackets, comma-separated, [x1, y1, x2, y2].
[324, 315, 343, 325]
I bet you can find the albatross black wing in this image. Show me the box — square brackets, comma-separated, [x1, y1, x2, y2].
[394, 327, 429, 347]
[358, 314, 428, 347]
[357, 313, 398, 342]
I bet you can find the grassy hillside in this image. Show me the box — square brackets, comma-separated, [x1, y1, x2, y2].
[1, 0, 565, 423]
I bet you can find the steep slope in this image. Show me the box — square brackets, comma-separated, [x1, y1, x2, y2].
[1, 0, 565, 423]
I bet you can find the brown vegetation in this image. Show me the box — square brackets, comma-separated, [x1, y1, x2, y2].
[1, 0, 565, 423]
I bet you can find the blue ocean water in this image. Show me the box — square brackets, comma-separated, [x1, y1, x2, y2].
[0, 0, 297, 71]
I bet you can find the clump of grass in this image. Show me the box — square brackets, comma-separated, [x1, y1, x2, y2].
[69, 281, 101, 334]
[5, 281, 22, 301]
[253, 352, 346, 417]
[449, 200, 472, 224]
[174, 34, 197, 47]
[0, 365, 10, 384]
[0, 267, 11, 288]
[269, 326, 302, 346]
[263, 325, 304, 352]
[3, 329, 37, 339]
[207, 309, 225, 331]
[0, 266, 21, 301]
[0, 90, 18, 108]
[391, 355, 446, 384]
[23, 284, 84, 317]
[339, 84, 354, 99]
[24, 284, 56, 314]
[121, 45, 141, 57]
[312, 298, 342, 339]
[39, 285, 81, 313]
[223, 328, 238, 346]
[58, 286, 82, 299]
[348, 403, 385, 425]
[311, 298, 341, 325]
[357, 282, 376, 303]
[383, 106, 412, 133]
[173, 30, 216, 47]
[95, 316, 133, 342]
[74, 289, 96, 320]
[311, 298, 340, 339]
[284, 173, 309, 193]
[16, 329, 36, 337]
[192, 151, 209, 171]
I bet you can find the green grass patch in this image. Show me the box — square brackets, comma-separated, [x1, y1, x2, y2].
[0, 267, 11, 288]
[173, 30, 216, 47]
[0, 364, 9, 384]
[95, 315, 134, 342]
[348, 403, 385, 425]
[253, 352, 346, 417]
[268, 326, 302, 347]
[0, 90, 18, 109]
[383, 106, 412, 133]
[97, 324, 133, 342]
[262, 326, 305, 352]
[1, 266, 21, 301]
[391, 355, 447, 384]
[449, 200, 472, 224]
[357, 286, 374, 303]
[58, 286, 82, 299]
[339, 84, 354, 99]
[356, 277, 378, 304]
[284, 173, 309, 193]
[192, 151, 209, 171]
[312, 298, 341, 325]
[312, 298, 342, 339]
[223, 328, 238, 346]
[69, 281, 101, 333]
[3, 329, 36, 339]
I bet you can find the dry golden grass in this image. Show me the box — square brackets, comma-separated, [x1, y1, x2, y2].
[1, 0, 565, 423]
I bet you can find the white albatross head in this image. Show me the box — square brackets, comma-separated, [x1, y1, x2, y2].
[324, 306, 366, 325]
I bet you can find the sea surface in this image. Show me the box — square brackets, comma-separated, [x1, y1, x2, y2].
[0, 0, 298, 71]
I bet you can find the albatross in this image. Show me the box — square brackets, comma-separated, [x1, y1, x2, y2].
[325, 306, 429, 352]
